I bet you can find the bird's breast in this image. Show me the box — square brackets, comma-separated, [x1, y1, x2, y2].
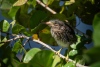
[55, 39, 69, 48]
[51, 29, 70, 48]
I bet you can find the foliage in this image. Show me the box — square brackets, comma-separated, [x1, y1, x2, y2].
[0, 0, 100, 67]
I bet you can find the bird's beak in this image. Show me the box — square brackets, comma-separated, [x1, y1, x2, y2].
[46, 21, 51, 25]
[45, 21, 54, 27]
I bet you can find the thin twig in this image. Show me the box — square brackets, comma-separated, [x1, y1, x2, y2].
[36, 0, 56, 14]
[0, 35, 23, 44]
[28, 41, 32, 48]
[23, 39, 29, 46]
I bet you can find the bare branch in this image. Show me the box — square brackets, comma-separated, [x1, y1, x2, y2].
[28, 41, 32, 48]
[23, 39, 29, 46]
[0, 35, 23, 44]
[0, 35, 88, 67]
[36, 0, 56, 14]
[33, 39, 88, 67]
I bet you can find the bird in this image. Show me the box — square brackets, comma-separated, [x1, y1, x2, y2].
[46, 19, 77, 60]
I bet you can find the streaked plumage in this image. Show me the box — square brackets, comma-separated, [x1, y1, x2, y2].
[46, 19, 77, 48]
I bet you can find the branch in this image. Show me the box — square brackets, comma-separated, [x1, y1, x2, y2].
[0, 35, 23, 44]
[36, 0, 56, 14]
[0, 35, 88, 67]
[36, 0, 68, 22]
[33, 39, 88, 67]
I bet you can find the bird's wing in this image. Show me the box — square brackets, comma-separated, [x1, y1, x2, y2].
[64, 22, 77, 43]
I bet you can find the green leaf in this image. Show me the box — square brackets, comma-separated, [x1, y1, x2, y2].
[12, 24, 26, 34]
[39, 27, 57, 46]
[0, 0, 13, 10]
[52, 55, 61, 67]
[59, 6, 65, 14]
[12, 40, 22, 53]
[69, 49, 78, 56]
[0, 37, 7, 47]
[13, 0, 27, 6]
[0, 0, 17, 18]
[18, 63, 29, 67]
[2, 20, 10, 32]
[32, 0, 36, 7]
[23, 48, 41, 63]
[75, 55, 85, 65]
[65, 1, 78, 17]
[12, 23, 30, 36]
[31, 22, 47, 34]
[91, 62, 100, 67]
[42, 0, 54, 5]
[8, 6, 20, 19]
[90, 0, 95, 4]
[65, 1, 73, 5]
[30, 10, 48, 29]
[70, 35, 81, 49]
[3, 58, 9, 64]
[11, 58, 20, 67]
[29, 50, 54, 67]
[28, 0, 36, 7]
[93, 13, 100, 46]
[63, 62, 75, 67]
[10, 20, 16, 28]
[70, 44, 76, 49]
[84, 47, 100, 64]
[66, 14, 75, 20]
[15, 4, 30, 27]
[52, 14, 67, 21]
[42, 0, 48, 4]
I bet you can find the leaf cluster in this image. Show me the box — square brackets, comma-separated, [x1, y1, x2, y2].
[0, 0, 100, 67]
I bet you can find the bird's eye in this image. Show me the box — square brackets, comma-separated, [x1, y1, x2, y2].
[53, 22, 58, 25]
[54, 24, 59, 26]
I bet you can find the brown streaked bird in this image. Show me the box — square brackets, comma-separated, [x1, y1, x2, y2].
[46, 19, 77, 59]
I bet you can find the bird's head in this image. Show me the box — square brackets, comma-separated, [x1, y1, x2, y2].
[46, 19, 64, 28]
